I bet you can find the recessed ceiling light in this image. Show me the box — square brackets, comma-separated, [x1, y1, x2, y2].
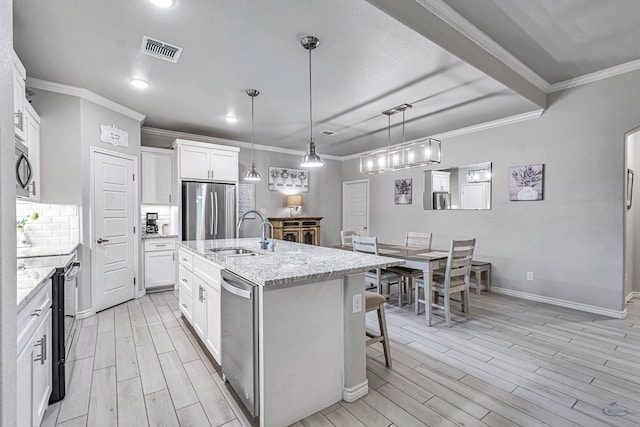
[225, 115, 238, 124]
[129, 78, 150, 89]
[150, 0, 175, 8]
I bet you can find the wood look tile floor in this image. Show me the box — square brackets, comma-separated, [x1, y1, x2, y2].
[41, 290, 640, 427]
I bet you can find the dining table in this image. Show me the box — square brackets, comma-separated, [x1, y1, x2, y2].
[335, 242, 450, 326]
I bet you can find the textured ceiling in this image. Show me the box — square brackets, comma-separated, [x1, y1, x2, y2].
[13, 0, 541, 156]
[443, 0, 640, 84]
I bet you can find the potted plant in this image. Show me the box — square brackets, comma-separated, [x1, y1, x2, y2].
[16, 212, 39, 247]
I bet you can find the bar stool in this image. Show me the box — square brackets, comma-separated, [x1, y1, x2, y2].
[365, 291, 391, 367]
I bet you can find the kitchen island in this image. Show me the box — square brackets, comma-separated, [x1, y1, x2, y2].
[178, 238, 403, 427]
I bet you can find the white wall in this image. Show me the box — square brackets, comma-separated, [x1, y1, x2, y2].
[343, 70, 640, 313]
[0, 0, 17, 422]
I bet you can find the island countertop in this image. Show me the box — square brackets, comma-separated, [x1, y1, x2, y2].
[179, 238, 404, 286]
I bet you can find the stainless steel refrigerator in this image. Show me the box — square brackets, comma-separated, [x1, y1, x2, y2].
[182, 182, 236, 240]
[433, 191, 451, 210]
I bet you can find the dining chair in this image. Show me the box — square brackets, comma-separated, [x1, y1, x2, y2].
[365, 291, 391, 367]
[341, 230, 361, 245]
[352, 236, 402, 300]
[415, 238, 475, 327]
[387, 231, 432, 306]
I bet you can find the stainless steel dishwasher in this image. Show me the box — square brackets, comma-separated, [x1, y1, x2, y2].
[221, 270, 259, 418]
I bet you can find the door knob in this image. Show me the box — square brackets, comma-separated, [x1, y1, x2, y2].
[96, 238, 110, 244]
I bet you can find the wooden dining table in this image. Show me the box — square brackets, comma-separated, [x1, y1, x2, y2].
[335, 243, 449, 326]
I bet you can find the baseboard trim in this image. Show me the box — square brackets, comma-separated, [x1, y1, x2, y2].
[491, 287, 627, 319]
[76, 308, 95, 320]
[625, 291, 640, 303]
[137, 290, 146, 298]
[343, 380, 369, 402]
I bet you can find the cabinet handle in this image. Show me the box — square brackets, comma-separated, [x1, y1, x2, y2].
[181, 303, 187, 308]
[169, 194, 172, 203]
[34, 335, 45, 365]
[182, 258, 188, 262]
[31, 309, 42, 317]
[181, 278, 188, 283]
[173, 253, 175, 261]
[15, 110, 24, 131]
[43, 334, 47, 363]
[154, 244, 168, 247]
[30, 181, 36, 196]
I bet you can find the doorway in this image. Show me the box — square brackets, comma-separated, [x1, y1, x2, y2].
[342, 179, 369, 236]
[91, 148, 138, 312]
[625, 127, 640, 304]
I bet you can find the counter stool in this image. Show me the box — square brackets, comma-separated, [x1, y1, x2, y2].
[470, 261, 491, 295]
[365, 291, 391, 367]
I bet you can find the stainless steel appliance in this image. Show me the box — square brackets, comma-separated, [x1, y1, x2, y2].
[221, 270, 259, 417]
[433, 191, 451, 210]
[182, 182, 236, 240]
[15, 138, 33, 198]
[146, 212, 159, 234]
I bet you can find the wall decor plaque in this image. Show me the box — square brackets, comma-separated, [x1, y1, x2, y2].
[268, 167, 309, 192]
[99, 124, 129, 148]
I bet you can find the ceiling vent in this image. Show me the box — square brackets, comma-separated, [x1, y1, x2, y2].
[321, 130, 338, 136]
[140, 36, 183, 63]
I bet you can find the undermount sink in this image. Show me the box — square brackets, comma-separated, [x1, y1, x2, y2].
[209, 248, 259, 256]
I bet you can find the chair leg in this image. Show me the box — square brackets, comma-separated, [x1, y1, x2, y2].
[487, 268, 491, 292]
[377, 304, 392, 367]
[476, 271, 481, 295]
[414, 282, 420, 315]
[444, 288, 451, 327]
[464, 289, 471, 320]
[407, 278, 412, 305]
[461, 290, 465, 312]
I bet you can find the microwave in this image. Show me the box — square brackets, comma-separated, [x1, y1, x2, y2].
[15, 138, 33, 198]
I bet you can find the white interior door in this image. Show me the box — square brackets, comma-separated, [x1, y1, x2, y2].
[461, 183, 484, 209]
[342, 180, 369, 236]
[93, 150, 136, 312]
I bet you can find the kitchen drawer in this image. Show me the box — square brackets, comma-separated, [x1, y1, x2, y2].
[144, 239, 176, 252]
[179, 288, 193, 322]
[178, 248, 193, 270]
[178, 265, 193, 297]
[17, 282, 52, 352]
[194, 256, 221, 291]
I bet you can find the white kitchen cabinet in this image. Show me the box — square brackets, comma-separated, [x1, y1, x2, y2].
[13, 52, 27, 142]
[141, 148, 174, 205]
[143, 238, 176, 291]
[25, 103, 41, 201]
[432, 171, 451, 192]
[177, 248, 222, 364]
[17, 282, 52, 427]
[174, 139, 239, 182]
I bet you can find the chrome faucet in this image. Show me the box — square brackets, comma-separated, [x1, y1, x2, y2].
[236, 210, 269, 246]
[259, 221, 276, 252]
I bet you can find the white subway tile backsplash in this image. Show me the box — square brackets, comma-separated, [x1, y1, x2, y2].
[17, 201, 80, 247]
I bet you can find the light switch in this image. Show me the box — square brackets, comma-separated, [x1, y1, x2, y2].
[352, 294, 362, 313]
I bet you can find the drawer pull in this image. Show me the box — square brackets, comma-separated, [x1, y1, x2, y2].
[182, 258, 189, 262]
[34, 335, 46, 365]
[181, 278, 188, 283]
[154, 244, 168, 247]
[181, 303, 187, 308]
[31, 309, 42, 317]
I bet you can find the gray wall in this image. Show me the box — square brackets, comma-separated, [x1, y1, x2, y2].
[343, 70, 640, 313]
[0, 0, 17, 423]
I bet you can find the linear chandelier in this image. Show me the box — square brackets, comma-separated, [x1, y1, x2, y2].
[360, 103, 441, 174]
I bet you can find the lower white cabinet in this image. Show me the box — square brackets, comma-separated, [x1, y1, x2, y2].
[17, 284, 52, 427]
[143, 238, 176, 291]
[178, 248, 222, 365]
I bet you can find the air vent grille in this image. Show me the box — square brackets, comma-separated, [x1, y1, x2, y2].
[140, 36, 183, 63]
[321, 130, 337, 136]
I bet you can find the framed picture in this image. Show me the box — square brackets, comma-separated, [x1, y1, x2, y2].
[238, 183, 256, 218]
[510, 164, 544, 201]
[395, 179, 412, 204]
[268, 167, 309, 192]
[628, 169, 634, 209]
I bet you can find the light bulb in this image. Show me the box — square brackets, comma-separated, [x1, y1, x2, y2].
[408, 151, 415, 162]
[150, 0, 175, 7]
[129, 78, 150, 89]
[367, 160, 373, 170]
[225, 115, 238, 124]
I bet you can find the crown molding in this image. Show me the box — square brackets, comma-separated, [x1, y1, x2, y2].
[141, 127, 341, 160]
[26, 77, 146, 123]
[340, 109, 544, 161]
[414, 0, 551, 93]
[549, 59, 640, 92]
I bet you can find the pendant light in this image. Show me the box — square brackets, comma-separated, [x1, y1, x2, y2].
[300, 36, 324, 168]
[244, 89, 262, 181]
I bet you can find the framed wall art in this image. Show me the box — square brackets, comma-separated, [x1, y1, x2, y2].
[268, 167, 309, 192]
[395, 178, 412, 204]
[510, 164, 544, 201]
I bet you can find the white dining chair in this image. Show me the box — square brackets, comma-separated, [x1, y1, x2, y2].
[415, 238, 475, 327]
[405, 231, 432, 249]
[341, 230, 361, 245]
[352, 236, 402, 300]
[387, 231, 432, 306]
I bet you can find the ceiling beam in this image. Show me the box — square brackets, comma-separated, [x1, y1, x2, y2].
[366, 0, 548, 109]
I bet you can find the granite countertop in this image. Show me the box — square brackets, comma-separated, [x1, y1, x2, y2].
[142, 233, 179, 240]
[17, 254, 74, 311]
[17, 242, 80, 259]
[179, 238, 404, 287]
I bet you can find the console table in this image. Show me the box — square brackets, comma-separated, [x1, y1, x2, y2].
[268, 217, 322, 246]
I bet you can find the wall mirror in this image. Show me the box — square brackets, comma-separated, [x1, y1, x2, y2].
[423, 162, 492, 210]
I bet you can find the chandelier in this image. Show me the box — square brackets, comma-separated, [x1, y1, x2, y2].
[360, 103, 441, 174]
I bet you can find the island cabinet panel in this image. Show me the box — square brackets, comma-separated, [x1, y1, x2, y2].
[177, 249, 222, 365]
[268, 217, 322, 246]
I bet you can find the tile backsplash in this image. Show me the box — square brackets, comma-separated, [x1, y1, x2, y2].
[141, 205, 178, 235]
[16, 201, 80, 247]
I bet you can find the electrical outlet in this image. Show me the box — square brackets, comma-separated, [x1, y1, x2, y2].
[352, 294, 362, 313]
[526, 272, 534, 281]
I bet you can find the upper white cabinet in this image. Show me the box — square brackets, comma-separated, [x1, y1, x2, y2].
[13, 52, 27, 142]
[141, 147, 174, 205]
[25, 103, 40, 201]
[432, 171, 451, 192]
[173, 139, 239, 182]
